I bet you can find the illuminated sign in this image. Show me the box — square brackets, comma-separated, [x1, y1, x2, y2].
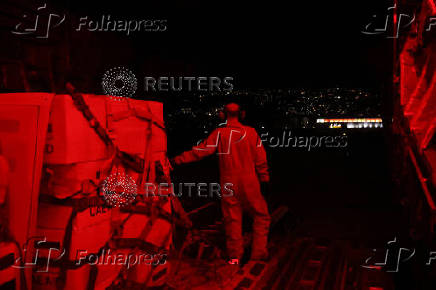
[317, 118, 383, 129]
[317, 118, 382, 123]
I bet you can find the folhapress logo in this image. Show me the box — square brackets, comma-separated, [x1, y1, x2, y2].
[76, 16, 167, 35]
[361, 4, 436, 38]
[12, 3, 167, 39]
[11, 3, 65, 39]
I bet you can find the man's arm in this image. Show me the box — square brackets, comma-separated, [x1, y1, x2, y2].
[253, 130, 270, 182]
[173, 129, 219, 165]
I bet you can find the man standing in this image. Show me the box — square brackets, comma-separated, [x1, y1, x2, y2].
[171, 103, 270, 264]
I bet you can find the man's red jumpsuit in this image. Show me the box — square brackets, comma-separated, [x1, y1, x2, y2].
[173, 119, 270, 260]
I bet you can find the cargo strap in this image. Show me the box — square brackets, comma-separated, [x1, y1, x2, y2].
[39, 194, 106, 213]
[120, 204, 172, 223]
[66, 83, 146, 173]
[107, 101, 165, 131]
[39, 195, 176, 225]
[111, 238, 168, 256]
[141, 110, 153, 185]
[38, 192, 107, 288]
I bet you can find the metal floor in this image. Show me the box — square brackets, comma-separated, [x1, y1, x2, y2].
[167, 235, 394, 290]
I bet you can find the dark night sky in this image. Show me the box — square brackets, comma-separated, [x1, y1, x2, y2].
[156, 0, 394, 89]
[4, 0, 396, 90]
[170, 1, 390, 87]
[96, 0, 393, 89]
